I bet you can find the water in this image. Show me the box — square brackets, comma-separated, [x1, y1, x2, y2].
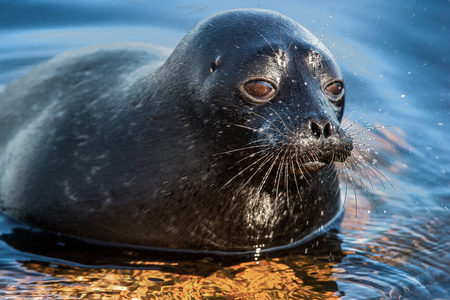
[0, 0, 448, 299]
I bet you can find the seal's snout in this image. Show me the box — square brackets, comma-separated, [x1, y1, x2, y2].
[286, 118, 353, 170]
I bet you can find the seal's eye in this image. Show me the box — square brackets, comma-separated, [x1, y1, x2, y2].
[242, 80, 277, 104]
[324, 81, 344, 102]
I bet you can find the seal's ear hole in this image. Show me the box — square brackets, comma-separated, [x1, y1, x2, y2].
[324, 81, 344, 103]
[241, 80, 277, 104]
[209, 56, 222, 73]
[210, 62, 217, 72]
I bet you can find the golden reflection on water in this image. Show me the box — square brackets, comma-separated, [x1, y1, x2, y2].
[4, 257, 343, 299]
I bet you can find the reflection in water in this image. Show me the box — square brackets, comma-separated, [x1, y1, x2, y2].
[1, 222, 346, 298]
[4, 253, 344, 299]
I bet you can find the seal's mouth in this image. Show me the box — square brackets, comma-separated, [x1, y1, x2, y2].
[293, 148, 351, 173]
[302, 161, 328, 171]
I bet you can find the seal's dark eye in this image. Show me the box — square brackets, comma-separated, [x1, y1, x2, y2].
[324, 81, 344, 102]
[242, 80, 276, 104]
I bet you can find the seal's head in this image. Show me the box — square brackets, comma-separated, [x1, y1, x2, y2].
[159, 9, 352, 182]
[150, 9, 353, 249]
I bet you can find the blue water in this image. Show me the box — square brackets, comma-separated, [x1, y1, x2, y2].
[0, 0, 448, 299]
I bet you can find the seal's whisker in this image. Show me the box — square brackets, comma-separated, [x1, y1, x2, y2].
[289, 148, 302, 203]
[227, 123, 277, 139]
[349, 125, 389, 136]
[256, 147, 284, 198]
[310, 150, 321, 165]
[352, 138, 390, 146]
[341, 162, 353, 211]
[283, 152, 290, 209]
[258, 32, 277, 57]
[268, 107, 294, 135]
[226, 148, 273, 171]
[219, 150, 273, 191]
[293, 151, 313, 186]
[343, 110, 358, 120]
[247, 138, 275, 145]
[336, 158, 359, 216]
[278, 14, 282, 51]
[339, 149, 385, 215]
[214, 143, 270, 156]
[286, 31, 298, 53]
[250, 112, 290, 138]
[358, 156, 394, 189]
[347, 156, 376, 191]
[348, 170, 359, 218]
[226, 123, 260, 132]
[313, 13, 333, 52]
[350, 140, 394, 189]
[354, 109, 377, 123]
[350, 166, 378, 214]
[327, 32, 351, 50]
[332, 169, 341, 204]
[249, 151, 280, 207]
[273, 147, 289, 200]
[330, 165, 340, 186]
[272, 149, 283, 198]
[237, 150, 279, 195]
[342, 108, 376, 128]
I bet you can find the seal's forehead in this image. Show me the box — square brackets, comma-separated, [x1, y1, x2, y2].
[194, 9, 317, 49]
[181, 9, 341, 80]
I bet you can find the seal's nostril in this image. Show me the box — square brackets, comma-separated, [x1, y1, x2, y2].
[324, 122, 332, 138]
[310, 120, 333, 139]
[310, 121, 322, 139]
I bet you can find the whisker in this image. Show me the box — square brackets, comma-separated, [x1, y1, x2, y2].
[258, 32, 277, 56]
[352, 168, 378, 214]
[289, 147, 302, 202]
[256, 147, 284, 197]
[268, 107, 294, 135]
[313, 12, 333, 52]
[219, 150, 273, 191]
[286, 31, 298, 52]
[226, 148, 272, 170]
[214, 143, 270, 156]
[249, 112, 289, 139]
[273, 147, 289, 200]
[237, 150, 278, 195]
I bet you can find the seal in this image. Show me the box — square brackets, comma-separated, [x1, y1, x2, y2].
[0, 9, 352, 252]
